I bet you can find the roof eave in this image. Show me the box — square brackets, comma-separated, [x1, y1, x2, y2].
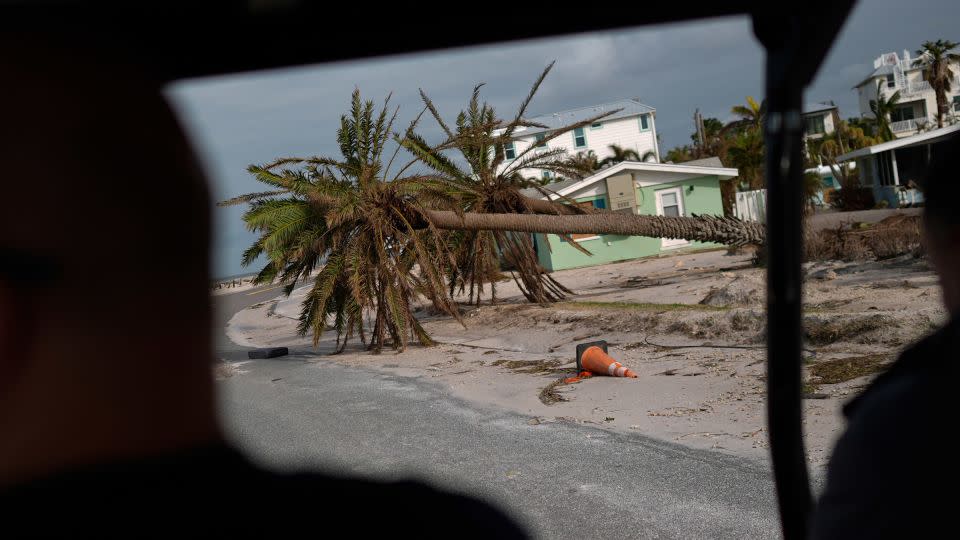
[546, 161, 740, 199]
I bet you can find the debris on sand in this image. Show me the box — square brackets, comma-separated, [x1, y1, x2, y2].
[699, 275, 764, 307]
[809, 354, 890, 384]
[491, 358, 571, 375]
[538, 379, 569, 405]
[804, 315, 888, 345]
[213, 363, 236, 380]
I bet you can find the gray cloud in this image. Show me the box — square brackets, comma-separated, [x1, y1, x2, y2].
[167, 1, 959, 277]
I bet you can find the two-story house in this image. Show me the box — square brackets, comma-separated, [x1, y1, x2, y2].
[853, 50, 960, 138]
[496, 99, 660, 180]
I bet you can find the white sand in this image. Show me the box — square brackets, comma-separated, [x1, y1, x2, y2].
[226, 247, 945, 467]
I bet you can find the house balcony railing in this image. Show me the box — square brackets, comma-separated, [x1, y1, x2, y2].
[880, 80, 931, 100]
[890, 119, 918, 133]
[900, 80, 932, 96]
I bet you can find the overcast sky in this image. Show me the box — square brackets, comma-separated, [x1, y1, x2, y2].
[166, 0, 960, 278]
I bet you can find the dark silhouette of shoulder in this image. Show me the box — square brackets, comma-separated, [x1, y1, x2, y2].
[0, 444, 528, 538]
[812, 317, 959, 539]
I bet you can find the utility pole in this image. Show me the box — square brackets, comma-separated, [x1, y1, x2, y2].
[693, 109, 704, 147]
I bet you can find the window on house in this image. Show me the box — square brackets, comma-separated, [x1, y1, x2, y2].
[953, 96, 960, 112]
[639, 114, 650, 131]
[541, 170, 553, 180]
[535, 133, 547, 149]
[660, 191, 681, 217]
[890, 106, 915, 123]
[886, 74, 895, 88]
[804, 115, 825, 135]
[567, 199, 603, 241]
[573, 127, 586, 148]
[503, 141, 516, 160]
[590, 122, 603, 130]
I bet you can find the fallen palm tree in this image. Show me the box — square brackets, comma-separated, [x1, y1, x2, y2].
[421, 210, 767, 247]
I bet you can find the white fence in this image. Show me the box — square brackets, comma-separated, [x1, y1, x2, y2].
[734, 189, 767, 223]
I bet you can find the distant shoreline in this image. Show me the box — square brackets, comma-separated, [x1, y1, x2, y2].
[214, 271, 256, 283]
[211, 272, 257, 294]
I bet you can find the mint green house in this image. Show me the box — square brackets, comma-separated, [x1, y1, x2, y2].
[522, 157, 737, 271]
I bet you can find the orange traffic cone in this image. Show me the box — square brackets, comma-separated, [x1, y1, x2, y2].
[575, 340, 637, 378]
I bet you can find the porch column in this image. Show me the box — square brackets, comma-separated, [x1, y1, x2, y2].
[890, 149, 901, 186]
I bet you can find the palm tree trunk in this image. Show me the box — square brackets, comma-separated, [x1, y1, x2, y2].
[521, 196, 584, 215]
[425, 210, 766, 247]
[937, 93, 946, 128]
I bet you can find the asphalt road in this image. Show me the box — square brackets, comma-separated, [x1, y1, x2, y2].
[214, 286, 783, 539]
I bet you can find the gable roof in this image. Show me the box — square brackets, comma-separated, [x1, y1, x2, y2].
[802, 102, 837, 115]
[519, 176, 582, 198]
[852, 64, 895, 89]
[514, 99, 655, 137]
[678, 156, 724, 168]
[521, 159, 738, 200]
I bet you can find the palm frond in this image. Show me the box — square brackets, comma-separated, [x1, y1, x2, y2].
[218, 190, 289, 206]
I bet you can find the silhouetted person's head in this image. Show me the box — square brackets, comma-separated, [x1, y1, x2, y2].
[0, 40, 220, 487]
[923, 134, 960, 316]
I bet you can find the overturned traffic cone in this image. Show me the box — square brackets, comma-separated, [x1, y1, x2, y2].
[575, 340, 637, 378]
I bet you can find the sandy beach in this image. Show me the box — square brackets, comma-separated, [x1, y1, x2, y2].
[224, 247, 944, 468]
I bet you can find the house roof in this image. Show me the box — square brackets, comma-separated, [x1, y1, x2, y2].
[513, 99, 655, 137]
[852, 64, 895, 89]
[519, 176, 582, 198]
[522, 159, 738, 200]
[680, 156, 725, 168]
[836, 124, 960, 162]
[802, 102, 837, 115]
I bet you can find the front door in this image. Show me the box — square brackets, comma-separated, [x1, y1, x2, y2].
[655, 187, 688, 249]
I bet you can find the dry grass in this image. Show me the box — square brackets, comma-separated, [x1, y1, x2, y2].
[865, 229, 925, 259]
[804, 314, 888, 345]
[808, 354, 890, 384]
[491, 358, 571, 375]
[559, 301, 727, 312]
[805, 227, 870, 261]
[805, 215, 923, 262]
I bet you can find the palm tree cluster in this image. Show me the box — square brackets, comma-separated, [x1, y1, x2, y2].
[225, 66, 767, 353]
[661, 97, 766, 213]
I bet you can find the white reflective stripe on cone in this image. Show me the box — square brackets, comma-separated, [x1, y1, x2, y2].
[607, 362, 621, 376]
[615, 366, 627, 377]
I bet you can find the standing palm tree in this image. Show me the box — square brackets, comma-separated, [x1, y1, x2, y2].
[598, 144, 655, 168]
[806, 120, 878, 210]
[846, 116, 877, 138]
[222, 90, 461, 353]
[869, 81, 901, 141]
[913, 39, 960, 128]
[403, 62, 615, 304]
[726, 128, 765, 191]
[563, 150, 600, 178]
[724, 96, 766, 134]
[664, 145, 694, 163]
[720, 97, 768, 193]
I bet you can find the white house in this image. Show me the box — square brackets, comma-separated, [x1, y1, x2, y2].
[853, 50, 960, 137]
[496, 99, 659, 180]
[802, 101, 839, 140]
